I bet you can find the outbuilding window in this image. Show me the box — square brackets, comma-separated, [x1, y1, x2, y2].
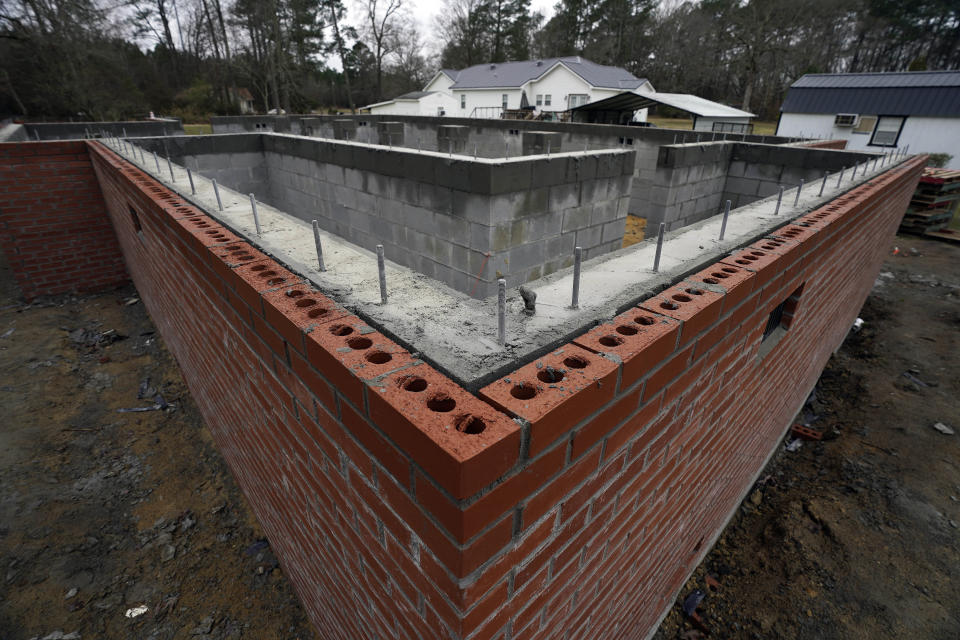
[536, 94, 543, 106]
[544, 94, 552, 106]
[502, 94, 508, 109]
[460, 94, 466, 109]
[869, 116, 905, 147]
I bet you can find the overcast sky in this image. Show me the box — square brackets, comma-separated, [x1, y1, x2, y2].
[345, 0, 557, 61]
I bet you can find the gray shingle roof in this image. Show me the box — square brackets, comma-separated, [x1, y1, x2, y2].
[395, 91, 433, 100]
[447, 57, 646, 90]
[782, 71, 960, 117]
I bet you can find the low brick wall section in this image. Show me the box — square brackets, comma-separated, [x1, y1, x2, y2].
[803, 139, 848, 150]
[0, 141, 128, 300]
[4, 137, 923, 640]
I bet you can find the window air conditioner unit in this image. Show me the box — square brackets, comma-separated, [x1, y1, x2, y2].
[834, 113, 859, 127]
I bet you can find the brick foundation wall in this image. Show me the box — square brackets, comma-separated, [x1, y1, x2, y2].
[803, 139, 848, 150]
[0, 141, 128, 300]
[6, 137, 922, 640]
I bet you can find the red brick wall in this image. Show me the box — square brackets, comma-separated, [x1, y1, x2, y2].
[0, 141, 127, 300]
[803, 139, 848, 150]
[48, 140, 921, 640]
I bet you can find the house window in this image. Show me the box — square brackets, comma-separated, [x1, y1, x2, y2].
[502, 94, 508, 110]
[854, 115, 877, 134]
[870, 116, 905, 147]
[544, 94, 552, 106]
[460, 94, 466, 109]
[568, 94, 589, 108]
[536, 94, 543, 106]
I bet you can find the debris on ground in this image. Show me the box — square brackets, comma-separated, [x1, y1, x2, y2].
[932, 422, 955, 435]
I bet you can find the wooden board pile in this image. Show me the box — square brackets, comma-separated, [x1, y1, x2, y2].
[900, 167, 960, 236]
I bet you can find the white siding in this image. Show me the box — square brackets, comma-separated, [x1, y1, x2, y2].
[424, 73, 454, 93]
[451, 88, 524, 116]
[778, 112, 960, 168]
[526, 64, 593, 111]
[368, 93, 457, 117]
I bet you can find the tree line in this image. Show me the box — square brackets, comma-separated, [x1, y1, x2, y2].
[1, 0, 957, 122]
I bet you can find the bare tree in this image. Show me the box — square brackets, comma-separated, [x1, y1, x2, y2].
[359, 0, 403, 101]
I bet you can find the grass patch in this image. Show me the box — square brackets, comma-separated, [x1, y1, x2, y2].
[647, 117, 777, 136]
[183, 123, 212, 135]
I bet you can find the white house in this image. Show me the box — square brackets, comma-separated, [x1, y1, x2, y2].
[364, 57, 655, 119]
[365, 91, 453, 117]
[776, 70, 960, 168]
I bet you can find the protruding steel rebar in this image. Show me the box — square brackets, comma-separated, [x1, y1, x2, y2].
[123, 127, 128, 138]
[718, 199, 731, 241]
[33, 129, 40, 141]
[167, 155, 175, 182]
[836, 166, 845, 187]
[474, 143, 478, 159]
[187, 168, 196, 195]
[571, 246, 582, 308]
[312, 220, 326, 271]
[212, 179, 223, 211]
[497, 279, 506, 347]
[775, 186, 784, 215]
[819, 170, 828, 196]
[153, 151, 160, 173]
[851, 163, 858, 180]
[793, 179, 804, 207]
[377, 245, 387, 304]
[249, 193, 261, 236]
[653, 222, 666, 272]
[546, 141, 551, 157]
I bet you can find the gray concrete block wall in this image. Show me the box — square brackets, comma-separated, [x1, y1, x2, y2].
[253, 134, 634, 298]
[721, 144, 876, 210]
[25, 120, 184, 140]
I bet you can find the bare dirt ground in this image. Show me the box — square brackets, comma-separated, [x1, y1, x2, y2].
[0, 252, 313, 639]
[0, 233, 957, 640]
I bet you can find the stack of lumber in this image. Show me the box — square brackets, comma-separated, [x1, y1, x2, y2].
[900, 168, 960, 237]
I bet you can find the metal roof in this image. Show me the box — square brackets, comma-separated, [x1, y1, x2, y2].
[447, 57, 646, 90]
[571, 91, 755, 118]
[782, 71, 960, 117]
[793, 70, 960, 88]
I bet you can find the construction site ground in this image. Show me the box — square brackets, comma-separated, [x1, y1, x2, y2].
[0, 233, 957, 640]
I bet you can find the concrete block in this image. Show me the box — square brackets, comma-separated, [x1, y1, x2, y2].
[506, 240, 546, 271]
[561, 206, 592, 233]
[527, 212, 563, 242]
[548, 183, 580, 212]
[488, 162, 532, 195]
[434, 213, 471, 247]
[601, 219, 626, 244]
[468, 223, 492, 252]
[724, 176, 759, 197]
[522, 131, 562, 156]
[452, 190, 492, 224]
[744, 162, 784, 182]
[488, 188, 548, 223]
[333, 119, 357, 140]
[529, 158, 572, 189]
[591, 199, 621, 226]
[575, 225, 602, 249]
[401, 202, 436, 234]
[377, 121, 404, 146]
